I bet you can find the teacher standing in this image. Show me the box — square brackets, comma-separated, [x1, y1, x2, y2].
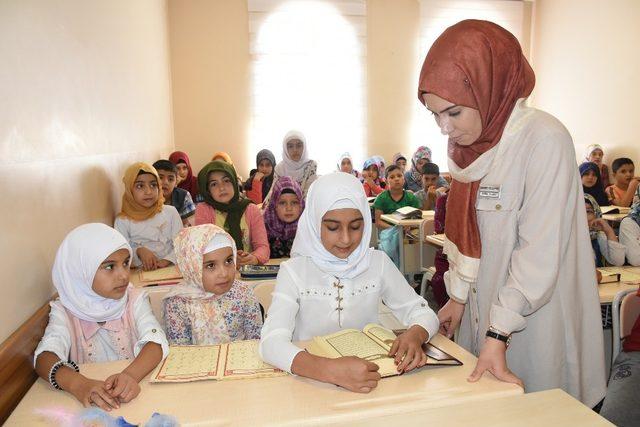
[418, 20, 606, 407]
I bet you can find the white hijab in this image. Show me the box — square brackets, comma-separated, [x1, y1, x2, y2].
[53, 223, 132, 322]
[274, 130, 311, 182]
[291, 172, 373, 279]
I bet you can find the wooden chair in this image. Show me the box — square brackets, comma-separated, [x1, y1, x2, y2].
[253, 280, 276, 318]
[611, 288, 640, 368]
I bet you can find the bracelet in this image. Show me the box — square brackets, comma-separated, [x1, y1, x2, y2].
[48, 360, 80, 390]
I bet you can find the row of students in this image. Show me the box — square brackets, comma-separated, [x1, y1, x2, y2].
[581, 155, 639, 208]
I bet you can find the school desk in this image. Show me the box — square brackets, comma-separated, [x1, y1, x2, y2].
[6, 334, 522, 426]
[425, 233, 445, 248]
[602, 212, 626, 222]
[598, 267, 640, 304]
[380, 210, 435, 277]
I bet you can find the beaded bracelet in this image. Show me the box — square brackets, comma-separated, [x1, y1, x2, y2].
[48, 360, 80, 390]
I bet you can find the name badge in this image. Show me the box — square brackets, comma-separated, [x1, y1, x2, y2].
[478, 185, 501, 200]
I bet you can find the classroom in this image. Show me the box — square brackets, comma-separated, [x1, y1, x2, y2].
[2, 0, 640, 425]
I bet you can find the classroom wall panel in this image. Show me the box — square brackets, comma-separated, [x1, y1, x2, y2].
[0, 0, 174, 342]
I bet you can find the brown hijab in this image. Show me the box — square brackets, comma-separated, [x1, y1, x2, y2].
[118, 162, 165, 221]
[418, 20, 534, 272]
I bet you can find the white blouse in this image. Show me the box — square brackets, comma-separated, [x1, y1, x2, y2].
[619, 217, 640, 266]
[114, 205, 183, 267]
[34, 292, 169, 365]
[594, 231, 626, 266]
[259, 250, 439, 373]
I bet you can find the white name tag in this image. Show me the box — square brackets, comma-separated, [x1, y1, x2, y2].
[478, 185, 501, 200]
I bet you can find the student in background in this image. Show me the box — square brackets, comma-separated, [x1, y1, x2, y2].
[153, 160, 196, 227]
[404, 146, 448, 192]
[585, 144, 610, 189]
[195, 160, 270, 265]
[267, 130, 318, 202]
[263, 177, 304, 258]
[169, 151, 200, 202]
[580, 162, 611, 207]
[212, 151, 233, 164]
[620, 189, 640, 266]
[372, 155, 387, 179]
[584, 194, 625, 267]
[337, 152, 360, 178]
[373, 165, 421, 267]
[114, 163, 183, 271]
[393, 152, 407, 173]
[163, 225, 263, 345]
[414, 162, 446, 211]
[362, 157, 385, 197]
[606, 158, 640, 207]
[34, 224, 168, 411]
[259, 173, 439, 392]
[244, 149, 276, 204]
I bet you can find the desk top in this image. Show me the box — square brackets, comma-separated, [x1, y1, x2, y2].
[425, 233, 445, 248]
[602, 212, 626, 222]
[598, 266, 640, 303]
[7, 335, 521, 426]
[381, 210, 434, 226]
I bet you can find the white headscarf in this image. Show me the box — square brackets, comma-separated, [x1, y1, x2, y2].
[291, 172, 373, 279]
[274, 130, 310, 182]
[53, 223, 132, 322]
[584, 144, 604, 163]
[164, 224, 237, 300]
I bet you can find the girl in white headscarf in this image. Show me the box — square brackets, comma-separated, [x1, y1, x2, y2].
[162, 224, 263, 345]
[337, 152, 360, 178]
[585, 144, 610, 189]
[259, 172, 438, 393]
[34, 223, 168, 411]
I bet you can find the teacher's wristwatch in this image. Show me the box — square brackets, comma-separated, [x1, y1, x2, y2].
[486, 326, 511, 348]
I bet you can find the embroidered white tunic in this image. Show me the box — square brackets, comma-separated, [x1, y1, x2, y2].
[620, 217, 640, 266]
[448, 101, 607, 407]
[259, 250, 439, 373]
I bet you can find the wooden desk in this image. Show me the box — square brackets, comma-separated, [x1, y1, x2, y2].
[602, 212, 626, 222]
[380, 211, 435, 277]
[345, 389, 612, 427]
[380, 210, 434, 227]
[7, 334, 521, 426]
[598, 267, 640, 304]
[425, 233, 445, 248]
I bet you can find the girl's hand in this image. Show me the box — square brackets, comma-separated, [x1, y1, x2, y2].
[105, 372, 141, 403]
[71, 377, 120, 411]
[327, 356, 381, 393]
[388, 325, 429, 373]
[427, 185, 437, 196]
[237, 251, 258, 266]
[591, 218, 617, 240]
[136, 247, 158, 271]
[437, 299, 465, 338]
[468, 337, 524, 389]
[254, 172, 265, 182]
[156, 259, 172, 269]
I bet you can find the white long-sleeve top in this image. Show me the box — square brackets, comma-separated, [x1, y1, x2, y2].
[34, 292, 169, 365]
[620, 217, 640, 266]
[114, 205, 183, 267]
[594, 231, 626, 266]
[259, 250, 439, 373]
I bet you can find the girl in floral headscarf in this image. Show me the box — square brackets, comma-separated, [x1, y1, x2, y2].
[163, 224, 263, 345]
[361, 157, 385, 197]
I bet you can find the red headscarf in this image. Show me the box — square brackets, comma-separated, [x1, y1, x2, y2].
[169, 151, 199, 200]
[418, 20, 534, 277]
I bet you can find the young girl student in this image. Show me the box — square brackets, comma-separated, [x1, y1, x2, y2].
[34, 223, 168, 411]
[393, 152, 407, 173]
[195, 160, 270, 265]
[361, 157, 385, 197]
[580, 162, 611, 207]
[585, 144, 610, 189]
[114, 163, 183, 271]
[263, 176, 304, 258]
[606, 158, 640, 207]
[584, 194, 625, 267]
[169, 151, 199, 201]
[620, 189, 640, 266]
[269, 130, 318, 200]
[260, 173, 439, 393]
[244, 149, 276, 204]
[163, 224, 263, 345]
[404, 146, 448, 192]
[337, 152, 360, 178]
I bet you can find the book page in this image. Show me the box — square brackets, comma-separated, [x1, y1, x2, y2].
[320, 329, 397, 376]
[151, 345, 221, 382]
[139, 265, 182, 282]
[363, 324, 396, 351]
[220, 340, 285, 379]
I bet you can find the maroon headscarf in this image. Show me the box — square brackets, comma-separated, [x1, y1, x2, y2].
[263, 176, 304, 242]
[169, 151, 199, 200]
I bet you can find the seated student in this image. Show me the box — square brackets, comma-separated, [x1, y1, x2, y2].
[620, 191, 640, 266]
[259, 173, 439, 392]
[195, 160, 270, 265]
[606, 158, 640, 207]
[393, 152, 407, 173]
[404, 146, 448, 192]
[244, 149, 276, 204]
[114, 163, 183, 271]
[338, 152, 360, 178]
[34, 224, 168, 411]
[599, 288, 640, 426]
[585, 144, 611, 189]
[584, 194, 625, 267]
[413, 162, 446, 211]
[169, 151, 199, 202]
[153, 160, 196, 227]
[373, 165, 421, 267]
[580, 162, 611, 207]
[264, 177, 304, 258]
[163, 225, 263, 345]
[362, 157, 385, 197]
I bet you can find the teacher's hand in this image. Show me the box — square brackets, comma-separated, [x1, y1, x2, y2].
[437, 299, 465, 339]
[468, 337, 524, 389]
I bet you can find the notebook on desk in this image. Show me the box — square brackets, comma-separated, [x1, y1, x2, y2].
[239, 264, 280, 279]
[388, 206, 423, 221]
[600, 205, 630, 215]
[138, 265, 182, 284]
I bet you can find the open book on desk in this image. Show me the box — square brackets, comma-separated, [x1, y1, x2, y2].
[307, 324, 462, 378]
[137, 265, 182, 285]
[392, 206, 423, 220]
[150, 340, 285, 383]
[600, 205, 630, 215]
